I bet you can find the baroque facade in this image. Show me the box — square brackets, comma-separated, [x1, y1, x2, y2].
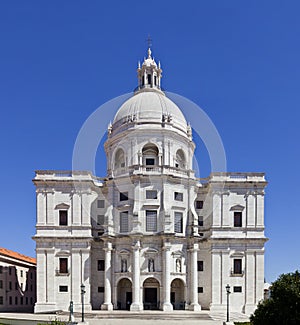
[33, 48, 267, 315]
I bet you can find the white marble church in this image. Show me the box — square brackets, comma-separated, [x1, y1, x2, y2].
[33, 48, 267, 315]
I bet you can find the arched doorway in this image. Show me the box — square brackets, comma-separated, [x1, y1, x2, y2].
[171, 279, 185, 310]
[117, 278, 132, 310]
[143, 278, 160, 310]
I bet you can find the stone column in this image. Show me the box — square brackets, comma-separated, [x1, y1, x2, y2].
[130, 240, 143, 311]
[101, 242, 113, 310]
[189, 243, 201, 311]
[162, 242, 173, 311]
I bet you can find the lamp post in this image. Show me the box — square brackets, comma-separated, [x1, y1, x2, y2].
[81, 283, 86, 322]
[226, 284, 231, 323]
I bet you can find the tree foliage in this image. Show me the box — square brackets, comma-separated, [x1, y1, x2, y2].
[250, 270, 300, 325]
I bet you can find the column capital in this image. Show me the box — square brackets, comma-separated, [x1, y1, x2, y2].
[131, 240, 141, 251]
[103, 241, 113, 252]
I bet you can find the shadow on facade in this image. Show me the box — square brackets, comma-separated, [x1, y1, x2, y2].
[0, 265, 36, 312]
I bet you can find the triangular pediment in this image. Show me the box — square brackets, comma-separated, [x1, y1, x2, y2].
[55, 203, 70, 210]
[172, 250, 184, 258]
[230, 204, 245, 211]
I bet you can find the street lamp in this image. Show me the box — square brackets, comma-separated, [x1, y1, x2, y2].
[81, 283, 86, 322]
[226, 284, 231, 323]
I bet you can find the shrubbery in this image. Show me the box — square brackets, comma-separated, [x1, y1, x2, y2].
[250, 270, 300, 325]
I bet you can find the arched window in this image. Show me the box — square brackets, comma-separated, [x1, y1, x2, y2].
[114, 148, 125, 169]
[142, 144, 159, 166]
[175, 149, 186, 169]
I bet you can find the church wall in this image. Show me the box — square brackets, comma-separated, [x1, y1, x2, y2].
[197, 243, 211, 309]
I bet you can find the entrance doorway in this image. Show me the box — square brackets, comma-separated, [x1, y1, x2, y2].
[171, 279, 185, 310]
[117, 278, 132, 310]
[143, 278, 160, 310]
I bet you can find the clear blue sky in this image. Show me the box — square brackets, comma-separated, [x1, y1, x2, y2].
[0, 1, 299, 283]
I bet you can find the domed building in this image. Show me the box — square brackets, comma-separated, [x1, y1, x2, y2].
[33, 48, 267, 316]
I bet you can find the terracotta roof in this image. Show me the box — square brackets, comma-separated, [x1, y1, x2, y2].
[0, 247, 36, 265]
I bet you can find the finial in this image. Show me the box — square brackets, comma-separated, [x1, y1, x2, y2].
[138, 61, 141, 69]
[158, 61, 161, 69]
[146, 34, 152, 59]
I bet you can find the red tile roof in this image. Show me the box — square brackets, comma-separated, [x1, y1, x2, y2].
[0, 247, 36, 265]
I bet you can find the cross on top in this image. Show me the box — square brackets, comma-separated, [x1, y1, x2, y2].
[146, 34, 152, 49]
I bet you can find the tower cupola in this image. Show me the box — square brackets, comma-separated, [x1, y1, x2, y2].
[136, 47, 162, 92]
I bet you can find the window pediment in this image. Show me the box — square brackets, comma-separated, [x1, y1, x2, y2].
[55, 250, 70, 257]
[230, 204, 245, 211]
[172, 250, 184, 258]
[230, 251, 244, 258]
[119, 249, 130, 256]
[55, 203, 70, 210]
[144, 248, 158, 257]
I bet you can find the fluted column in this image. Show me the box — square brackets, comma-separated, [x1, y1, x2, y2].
[189, 243, 201, 311]
[162, 242, 173, 311]
[130, 240, 143, 311]
[101, 241, 113, 310]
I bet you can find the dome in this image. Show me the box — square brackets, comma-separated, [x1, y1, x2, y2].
[112, 90, 187, 133]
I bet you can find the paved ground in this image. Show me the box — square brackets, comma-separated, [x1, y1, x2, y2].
[0, 311, 250, 325]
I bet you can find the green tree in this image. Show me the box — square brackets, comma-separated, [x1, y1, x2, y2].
[250, 270, 300, 325]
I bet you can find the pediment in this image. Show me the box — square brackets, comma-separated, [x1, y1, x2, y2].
[55, 203, 70, 210]
[230, 251, 244, 258]
[55, 250, 70, 257]
[119, 249, 130, 255]
[172, 250, 184, 258]
[144, 248, 159, 256]
[230, 204, 245, 211]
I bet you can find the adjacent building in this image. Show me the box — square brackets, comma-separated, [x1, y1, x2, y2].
[33, 48, 268, 315]
[0, 247, 36, 312]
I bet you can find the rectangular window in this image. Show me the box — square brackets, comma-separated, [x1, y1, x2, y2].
[0, 266, 2, 273]
[198, 287, 203, 293]
[20, 270, 23, 277]
[146, 158, 155, 166]
[21, 283, 23, 291]
[198, 216, 203, 227]
[233, 286, 242, 293]
[120, 192, 128, 201]
[0, 296, 3, 305]
[97, 200, 105, 208]
[98, 260, 105, 271]
[146, 190, 158, 199]
[59, 286, 68, 292]
[234, 212, 242, 227]
[9, 267, 11, 275]
[15, 297, 18, 305]
[0, 280, 2, 289]
[97, 215, 105, 226]
[9, 296, 12, 305]
[59, 258, 68, 274]
[146, 210, 157, 232]
[233, 259, 242, 274]
[196, 200, 203, 209]
[197, 260, 204, 272]
[9, 281, 12, 290]
[15, 282, 18, 290]
[98, 287, 105, 293]
[59, 210, 68, 226]
[174, 192, 183, 201]
[174, 212, 183, 233]
[26, 297, 28, 305]
[120, 211, 129, 233]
